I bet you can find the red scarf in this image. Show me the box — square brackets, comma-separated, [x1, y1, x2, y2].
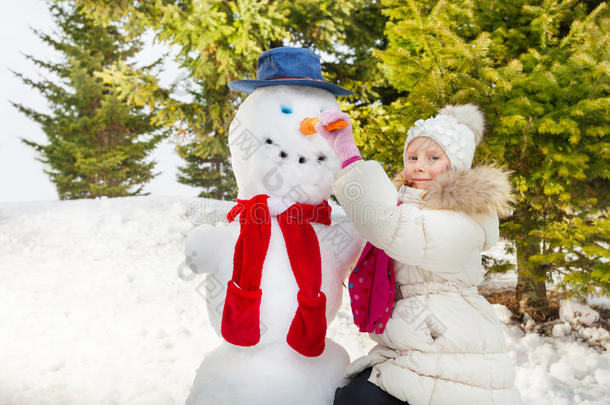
[221, 194, 332, 357]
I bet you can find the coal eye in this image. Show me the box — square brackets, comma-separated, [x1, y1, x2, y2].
[265, 138, 273, 144]
[318, 154, 326, 162]
[281, 106, 292, 115]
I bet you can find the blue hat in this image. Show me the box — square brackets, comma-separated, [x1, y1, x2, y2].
[228, 47, 353, 97]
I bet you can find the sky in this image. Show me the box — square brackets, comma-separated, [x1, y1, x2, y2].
[0, 0, 200, 202]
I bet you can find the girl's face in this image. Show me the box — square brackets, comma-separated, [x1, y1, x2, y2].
[403, 137, 451, 190]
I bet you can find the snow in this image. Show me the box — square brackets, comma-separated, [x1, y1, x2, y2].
[588, 296, 610, 311]
[504, 321, 610, 404]
[560, 299, 600, 327]
[1, 196, 608, 404]
[492, 303, 514, 324]
[552, 323, 572, 338]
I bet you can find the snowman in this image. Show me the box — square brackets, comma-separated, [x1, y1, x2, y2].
[184, 47, 363, 405]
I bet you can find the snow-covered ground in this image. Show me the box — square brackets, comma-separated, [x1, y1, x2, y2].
[1, 196, 608, 404]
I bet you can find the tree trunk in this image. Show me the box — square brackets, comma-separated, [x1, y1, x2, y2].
[515, 239, 549, 321]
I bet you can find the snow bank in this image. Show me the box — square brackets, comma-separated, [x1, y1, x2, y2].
[588, 296, 610, 311]
[1, 196, 608, 404]
[560, 300, 600, 327]
[493, 304, 610, 404]
[0, 197, 212, 404]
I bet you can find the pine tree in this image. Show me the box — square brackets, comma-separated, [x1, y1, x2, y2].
[73, 0, 390, 200]
[369, 0, 609, 319]
[12, 1, 163, 199]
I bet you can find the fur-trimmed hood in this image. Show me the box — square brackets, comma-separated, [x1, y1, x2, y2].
[396, 165, 514, 218]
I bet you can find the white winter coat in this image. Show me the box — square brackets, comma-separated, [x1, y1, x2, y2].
[333, 160, 522, 405]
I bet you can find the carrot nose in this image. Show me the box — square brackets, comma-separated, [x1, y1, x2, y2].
[300, 117, 349, 136]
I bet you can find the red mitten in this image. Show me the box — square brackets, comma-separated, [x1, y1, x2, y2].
[221, 280, 263, 346]
[286, 291, 327, 357]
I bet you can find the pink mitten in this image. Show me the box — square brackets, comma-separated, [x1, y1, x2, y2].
[315, 110, 361, 167]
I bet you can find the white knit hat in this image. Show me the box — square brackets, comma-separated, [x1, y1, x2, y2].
[403, 104, 485, 171]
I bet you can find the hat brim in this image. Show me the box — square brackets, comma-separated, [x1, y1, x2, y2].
[228, 79, 353, 97]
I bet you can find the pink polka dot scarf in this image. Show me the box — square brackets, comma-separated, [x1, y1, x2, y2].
[348, 241, 396, 334]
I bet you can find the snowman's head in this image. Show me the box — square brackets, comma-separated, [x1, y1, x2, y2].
[228, 85, 341, 204]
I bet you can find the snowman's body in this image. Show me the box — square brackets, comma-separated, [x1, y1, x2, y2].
[185, 86, 363, 405]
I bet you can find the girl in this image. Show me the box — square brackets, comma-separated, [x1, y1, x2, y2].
[315, 105, 522, 405]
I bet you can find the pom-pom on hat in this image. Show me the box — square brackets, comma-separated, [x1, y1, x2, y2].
[403, 104, 485, 171]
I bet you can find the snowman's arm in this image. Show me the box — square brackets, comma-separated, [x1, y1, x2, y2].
[185, 223, 237, 275]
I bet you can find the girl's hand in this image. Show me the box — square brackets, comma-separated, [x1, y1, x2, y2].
[315, 110, 361, 167]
